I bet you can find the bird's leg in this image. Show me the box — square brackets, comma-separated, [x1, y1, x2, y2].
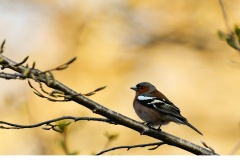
[145, 122, 161, 131]
[145, 122, 152, 128]
[147, 123, 162, 131]
[139, 122, 162, 134]
[140, 121, 151, 127]
[157, 125, 162, 131]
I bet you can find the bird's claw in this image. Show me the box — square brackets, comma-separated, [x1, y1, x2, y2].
[146, 123, 162, 132]
[139, 122, 162, 134]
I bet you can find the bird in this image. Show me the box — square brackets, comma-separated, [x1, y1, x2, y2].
[130, 82, 202, 135]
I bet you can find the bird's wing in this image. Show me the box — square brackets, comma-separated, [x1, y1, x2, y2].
[137, 95, 203, 135]
[137, 95, 184, 120]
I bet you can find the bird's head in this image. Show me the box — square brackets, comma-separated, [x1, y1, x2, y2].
[130, 82, 156, 95]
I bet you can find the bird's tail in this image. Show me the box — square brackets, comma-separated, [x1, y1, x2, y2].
[185, 121, 203, 135]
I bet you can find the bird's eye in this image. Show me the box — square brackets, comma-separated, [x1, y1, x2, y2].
[139, 86, 144, 90]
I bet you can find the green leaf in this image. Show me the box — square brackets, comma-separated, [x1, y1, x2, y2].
[234, 26, 240, 43]
[68, 151, 79, 155]
[104, 132, 119, 141]
[217, 30, 227, 40]
[23, 68, 30, 76]
[226, 34, 239, 50]
[57, 121, 71, 133]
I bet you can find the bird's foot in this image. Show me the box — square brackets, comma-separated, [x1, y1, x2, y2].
[139, 122, 162, 134]
[140, 122, 153, 128]
[145, 122, 151, 127]
[147, 123, 162, 132]
[157, 127, 162, 132]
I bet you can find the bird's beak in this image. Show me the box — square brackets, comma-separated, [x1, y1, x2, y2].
[130, 86, 138, 91]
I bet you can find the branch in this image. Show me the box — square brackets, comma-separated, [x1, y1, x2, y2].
[0, 116, 115, 130]
[0, 72, 27, 79]
[0, 53, 217, 155]
[96, 142, 166, 155]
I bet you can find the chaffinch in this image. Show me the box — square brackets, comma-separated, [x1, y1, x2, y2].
[131, 82, 202, 135]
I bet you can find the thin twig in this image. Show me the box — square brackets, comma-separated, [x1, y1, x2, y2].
[0, 116, 116, 129]
[96, 142, 165, 155]
[14, 56, 29, 67]
[28, 80, 70, 102]
[201, 141, 216, 153]
[229, 141, 240, 155]
[0, 40, 6, 54]
[219, 0, 231, 33]
[41, 57, 77, 74]
[83, 86, 107, 96]
[218, 0, 240, 52]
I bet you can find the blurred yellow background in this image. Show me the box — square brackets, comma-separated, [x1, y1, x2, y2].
[0, 0, 240, 155]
